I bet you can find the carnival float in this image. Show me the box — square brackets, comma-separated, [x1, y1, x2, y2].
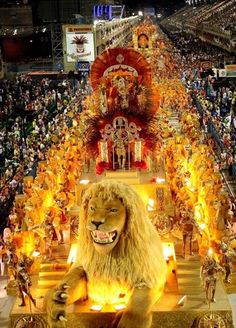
[3, 18, 236, 328]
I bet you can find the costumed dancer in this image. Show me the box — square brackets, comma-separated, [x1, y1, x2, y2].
[180, 208, 202, 259]
[15, 254, 36, 307]
[200, 254, 224, 304]
[219, 238, 233, 284]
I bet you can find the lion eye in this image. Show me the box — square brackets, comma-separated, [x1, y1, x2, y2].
[109, 208, 118, 213]
[90, 206, 96, 211]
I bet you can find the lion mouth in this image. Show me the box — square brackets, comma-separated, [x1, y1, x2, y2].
[91, 230, 117, 244]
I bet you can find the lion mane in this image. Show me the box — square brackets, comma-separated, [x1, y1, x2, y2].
[75, 180, 167, 299]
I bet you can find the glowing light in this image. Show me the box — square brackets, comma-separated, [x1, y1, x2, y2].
[138, 11, 143, 16]
[90, 305, 103, 311]
[32, 251, 41, 257]
[88, 281, 131, 305]
[162, 242, 176, 261]
[13, 28, 17, 35]
[79, 179, 90, 185]
[44, 192, 54, 207]
[72, 119, 78, 127]
[147, 198, 155, 211]
[177, 295, 187, 306]
[199, 223, 206, 230]
[155, 177, 166, 183]
[207, 248, 213, 257]
[185, 178, 191, 187]
[114, 304, 126, 311]
[67, 243, 78, 264]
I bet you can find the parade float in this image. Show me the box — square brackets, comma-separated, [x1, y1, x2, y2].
[132, 17, 157, 55]
[5, 22, 236, 328]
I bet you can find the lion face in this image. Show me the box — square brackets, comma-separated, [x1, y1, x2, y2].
[86, 197, 126, 254]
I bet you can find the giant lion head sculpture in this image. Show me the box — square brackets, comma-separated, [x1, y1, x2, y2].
[77, 179, 167, 296]
[45, 180, 167, 328]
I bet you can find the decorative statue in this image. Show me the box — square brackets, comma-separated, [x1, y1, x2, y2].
[3, 227, 13, 247]
[15, 253, 36, 307]
[200, 255, 224, 304]
[55, 200, 68, 244]
[179, 208, 201, 259]
[219, 238, 233, 284]
[99, 84, 108, 113]
[115, 129, 126, 169]
[43, 216, 57, 260]
[5, 245, 18, 282]
[114, 76, 129, 109]
[0, 237, 5, 276]
[70, 215, 79, 243]
[44, 180, 167, 328]
[1, 228, 17, 281]
[30, 213, 57, 260]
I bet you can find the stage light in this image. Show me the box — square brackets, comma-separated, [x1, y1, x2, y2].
[177, 295, 187, 306]
[162, 242, 176, 261]
[32, 250, 40, 257]
[90, 304, 103, 311]
[42, 27, 46, 33]
[79, 179, 90, 185]
[155, 177, 166, 183]
[199, 223, 206, 230]
[13, 28, 18, 35]
[67, 243, 78, 264]
[138, 11, 143, 16]
[114, 304, 126, 311]
[147, 198, 155, 211]
[207, 248, 213, 257]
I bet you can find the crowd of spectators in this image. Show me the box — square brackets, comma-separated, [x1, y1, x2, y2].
[163, 0, 236, 34]
[0, 73, 90, 232]
[196, 80, 236, 173]
[165, 31, 236, 181]
[203, 2, 236, 34]
[162, 0, 236, 53]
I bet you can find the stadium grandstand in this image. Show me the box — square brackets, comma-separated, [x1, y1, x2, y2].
[161, 0, 236, 53]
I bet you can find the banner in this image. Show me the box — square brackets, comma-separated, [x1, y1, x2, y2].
[76, 61, 90, 72]
[218, 66, 236, 78]
[66, 27, 95, 63]
[219, 69, 227, 78]
[226, 65, 236, 77]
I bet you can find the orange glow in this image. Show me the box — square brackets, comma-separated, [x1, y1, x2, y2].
[87, 281, 131, 305]
[16, 231, 35, 257]
[44, 191, 54, 207]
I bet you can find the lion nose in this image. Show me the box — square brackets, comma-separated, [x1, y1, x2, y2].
[91, 220, 103, 229]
